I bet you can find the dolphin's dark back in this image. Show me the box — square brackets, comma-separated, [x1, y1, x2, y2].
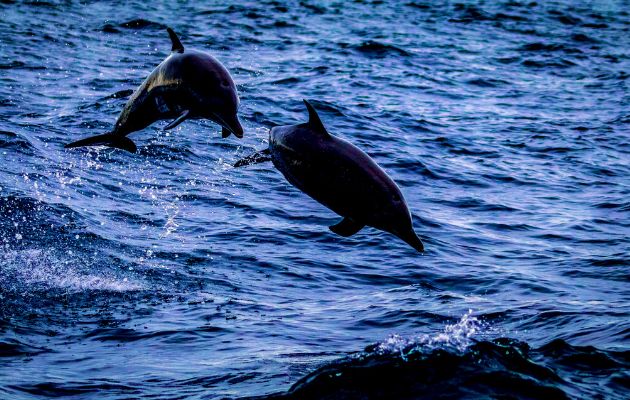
[232, 100, 423, 252]
[112, 52, 199, 135]
[65, 27, 243, 152]
[112, 76, 165, 136]
[270, 123, 412, 235]
[113, 50, 240, 136]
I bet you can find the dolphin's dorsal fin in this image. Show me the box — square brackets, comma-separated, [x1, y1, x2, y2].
[303, 99, 328, 135]
[167, 27, 184, 53]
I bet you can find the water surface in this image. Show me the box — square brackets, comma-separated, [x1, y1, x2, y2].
[0, 1, 628, 399]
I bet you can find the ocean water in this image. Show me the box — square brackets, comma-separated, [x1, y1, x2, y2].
[0, 1, 628, 399]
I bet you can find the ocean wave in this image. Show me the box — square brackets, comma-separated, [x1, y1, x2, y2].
[253, 313, 628, 399]
[0, 0, 628, 398]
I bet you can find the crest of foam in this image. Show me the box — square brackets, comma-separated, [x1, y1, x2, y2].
[374, 310, 486, 358]
[0, 249, 143, 293]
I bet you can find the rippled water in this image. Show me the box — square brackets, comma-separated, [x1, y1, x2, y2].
[1, 1, 628, 399]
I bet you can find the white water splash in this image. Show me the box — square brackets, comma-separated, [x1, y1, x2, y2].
[160, 200, 180, 238]
[374, 310, 487, 358]
[0, 249, 143, 293]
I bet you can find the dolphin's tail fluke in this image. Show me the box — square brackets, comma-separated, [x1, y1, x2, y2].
[233, 148, 271, 167]
[64, 133, 137, 153]
[397, 229, 425, 253]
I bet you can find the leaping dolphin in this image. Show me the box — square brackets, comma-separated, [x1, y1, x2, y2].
[235, 100, 424, 253]
[65, 27, 243, 153]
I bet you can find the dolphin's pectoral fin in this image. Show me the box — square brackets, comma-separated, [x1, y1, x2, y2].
[167, 27, 184, 53]
[65, 133, 137, 153]
[329, 218, 365, 237]
[164, 110, 190, 130]
[233, 149, 271, 167]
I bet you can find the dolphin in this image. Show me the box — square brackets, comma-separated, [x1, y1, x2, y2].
[235, 100, 424, 253]
[65, 27, 243, 153]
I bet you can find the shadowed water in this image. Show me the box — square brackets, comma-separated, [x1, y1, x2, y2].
[0, 1, 628, 399]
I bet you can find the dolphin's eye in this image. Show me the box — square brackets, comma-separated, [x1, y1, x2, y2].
[222, 80, 229, 87]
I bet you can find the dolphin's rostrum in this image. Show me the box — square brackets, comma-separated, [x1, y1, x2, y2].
[65, 27, 243, 153]
[235, 100, 424, 253]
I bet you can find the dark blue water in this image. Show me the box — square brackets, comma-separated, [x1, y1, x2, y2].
[1, 1, 628, 399]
